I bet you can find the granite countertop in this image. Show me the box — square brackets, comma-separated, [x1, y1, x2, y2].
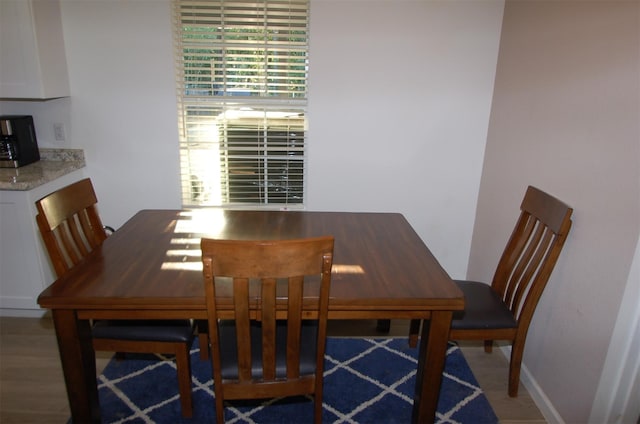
[0, 149, 86, 191]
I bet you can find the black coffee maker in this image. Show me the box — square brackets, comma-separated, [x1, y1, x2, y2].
[0, 115, 40, 168]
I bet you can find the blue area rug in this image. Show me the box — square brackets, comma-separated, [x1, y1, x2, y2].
[95, 338, 498, 423]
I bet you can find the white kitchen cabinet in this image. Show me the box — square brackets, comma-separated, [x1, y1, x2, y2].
[0, 0, 70, 99]
[0, 170, 83, 316]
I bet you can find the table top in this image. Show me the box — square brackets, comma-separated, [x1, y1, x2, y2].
[38, 209, 463, 318]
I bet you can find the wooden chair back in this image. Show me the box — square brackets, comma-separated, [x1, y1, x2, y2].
[35, 178, 107, 278]
[201, 236, 335, 424]
[491, 185, 573, 327]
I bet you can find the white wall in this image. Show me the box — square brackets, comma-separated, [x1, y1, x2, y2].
[1, 0, 505, 278]
[469, 1, 640, 423]
[307, 0, 504, 277]
[590, 236, 640, 423]
[3, 0, 184, 228]
[59, 0, 184, 227]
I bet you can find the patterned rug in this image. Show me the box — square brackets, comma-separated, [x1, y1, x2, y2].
[94, 338, 498, 423]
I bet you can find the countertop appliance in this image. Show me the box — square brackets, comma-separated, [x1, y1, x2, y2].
[0, 115, 40, 168]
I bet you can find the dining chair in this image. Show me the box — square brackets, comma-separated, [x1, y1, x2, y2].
[408, 185, 573, 397]
[201, 236, 335, 424]
[35, 178, 195, 417]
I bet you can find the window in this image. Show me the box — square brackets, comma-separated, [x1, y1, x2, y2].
[173, 0, 309, 207]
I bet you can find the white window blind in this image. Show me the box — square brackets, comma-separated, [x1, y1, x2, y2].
[173, 0, 309, 207]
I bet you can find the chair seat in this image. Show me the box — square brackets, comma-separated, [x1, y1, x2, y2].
[451, 281, 518, 330]
[219, 320, 318, 379]
[92, 320, 195, 343]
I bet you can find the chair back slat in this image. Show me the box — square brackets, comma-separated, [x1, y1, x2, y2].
[54, 221, 82, 266]
[232, 277, 253, 382]
[493, 215, 531, 296]
[35, 178, 108, 278]
[67, 214, 91, 257]
[261, 277, 277, 380]
[505, 216, 546, 307]
[201, 236, 334, 424]
[491, 186, 573, 323]
[510, 222, 552, 315]
[286, 276, 304, 379]
[78, 207, 104, 249]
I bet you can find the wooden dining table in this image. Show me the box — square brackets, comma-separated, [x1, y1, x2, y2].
[38, 209, 464, 423]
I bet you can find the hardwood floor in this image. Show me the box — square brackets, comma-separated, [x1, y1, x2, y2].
[0, 316, 546, 423]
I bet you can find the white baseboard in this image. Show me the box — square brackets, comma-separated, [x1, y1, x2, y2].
[499, 345, 565, 424]
[0, 308, 47, 318]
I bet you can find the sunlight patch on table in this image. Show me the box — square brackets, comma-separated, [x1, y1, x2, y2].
[174, 209, 227, 236]
[160, 261, 364, 274]
[161, 261, 203, 271]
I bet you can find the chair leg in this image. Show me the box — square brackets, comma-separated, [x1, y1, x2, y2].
[508, 339, 525, 397]
[314, 392, 323, 424]
[408, 319, 421, 348]
[314, 376, 324, 424]
[215, 391, 225, 424]
[484, 340, 493, 353]
[175, 343, 193, 418]
[197, 320, 210, 360]
[199, 333, 209, 360]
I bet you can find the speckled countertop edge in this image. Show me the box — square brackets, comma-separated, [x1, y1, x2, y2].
[0, 149, 86, 191]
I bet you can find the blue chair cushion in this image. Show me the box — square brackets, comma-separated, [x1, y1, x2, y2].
[451, 281, 518, 330]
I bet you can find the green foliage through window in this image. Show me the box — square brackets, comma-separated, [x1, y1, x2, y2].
[174, 0, 309, 207]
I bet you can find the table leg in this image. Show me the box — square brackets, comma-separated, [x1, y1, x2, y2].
[411, 311, 453, 424]
[52, 310, 101, 423]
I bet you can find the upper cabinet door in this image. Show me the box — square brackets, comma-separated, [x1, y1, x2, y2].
[0, 0, 70, 99]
